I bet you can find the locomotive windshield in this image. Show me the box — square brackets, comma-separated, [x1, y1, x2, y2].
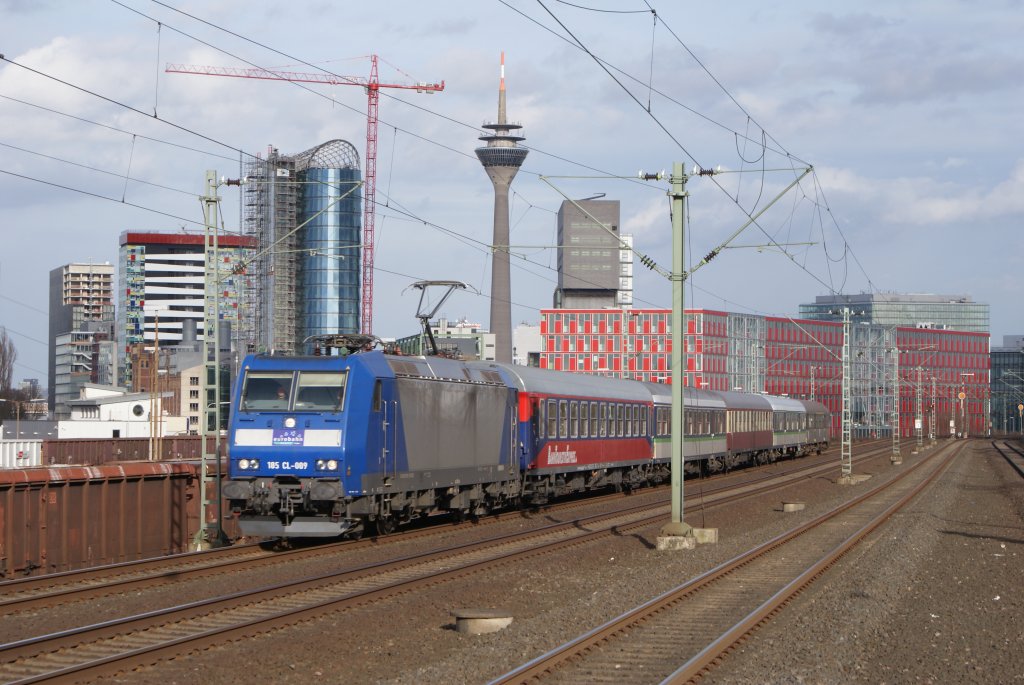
[240, 370, 348, 412]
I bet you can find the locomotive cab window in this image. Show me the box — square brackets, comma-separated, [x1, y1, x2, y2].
[240, 371, 295, 411]
[294, 371, 348, 411]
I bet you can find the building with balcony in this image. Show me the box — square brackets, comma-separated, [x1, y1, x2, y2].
[48, 262, 115, 419]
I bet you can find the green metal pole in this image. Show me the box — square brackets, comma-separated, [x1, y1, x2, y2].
[194, 170, 229, 549]
[664, 162, 692, 535]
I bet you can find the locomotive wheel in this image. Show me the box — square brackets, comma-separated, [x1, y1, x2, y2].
[373, 515, 397, 536]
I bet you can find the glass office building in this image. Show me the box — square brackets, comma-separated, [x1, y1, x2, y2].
[799, 293, 989, 334]
[297, 146, 362, 339]
[991, 335, 1024, 434]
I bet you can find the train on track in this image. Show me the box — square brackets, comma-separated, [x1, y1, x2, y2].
[222, 337, 830, 538]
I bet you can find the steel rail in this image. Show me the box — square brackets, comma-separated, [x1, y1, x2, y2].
[0, 445, 890, 683]
[991, 440, 1024, 478]
[490, 443, 957, 684]
[665, 443, 960, 683]
[0, 442, 881, 615]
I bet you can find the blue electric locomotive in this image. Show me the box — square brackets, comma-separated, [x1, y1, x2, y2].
[223, 346, 830, 539]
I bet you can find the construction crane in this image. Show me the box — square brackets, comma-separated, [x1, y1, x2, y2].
[166, 56, 445, 335]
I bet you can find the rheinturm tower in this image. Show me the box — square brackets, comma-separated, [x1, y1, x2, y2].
[475, 52, 528, 363]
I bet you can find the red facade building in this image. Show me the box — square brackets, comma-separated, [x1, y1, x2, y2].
[540, 308, 990, 438]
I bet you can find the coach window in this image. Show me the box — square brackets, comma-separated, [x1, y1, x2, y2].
[617, 404, 625, 437]
[546, 399, 558, 438]
[580, 402, 589, 438]
[641, 406, 648, 436]
[590, 401, 599, 436]
[632, 405, 640, 436]
[570, 401, 579, 438]
[559, 400, 569, 439]
[599, 403, 608, 437]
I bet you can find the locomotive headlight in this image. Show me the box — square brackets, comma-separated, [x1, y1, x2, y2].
[284, 417, 296, 428]
[315, 459, 340, 471]
[239, 458, 251, 470]
[326, 459, 338, 471]
[238, 458, 259, 471]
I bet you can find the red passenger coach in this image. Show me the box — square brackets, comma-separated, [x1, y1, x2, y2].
[493, 362, 655, 479]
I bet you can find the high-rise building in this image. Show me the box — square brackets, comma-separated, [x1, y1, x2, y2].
[799, 293, 990, 334]
[476, 53, 528, 363]
[117, 231, 256, 387]
[48, 262, 115, 417]
[243, 139, 363, 354]
[553, 199, 633, 309]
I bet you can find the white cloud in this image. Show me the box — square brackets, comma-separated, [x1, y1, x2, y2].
[818, 160, 1024, 226]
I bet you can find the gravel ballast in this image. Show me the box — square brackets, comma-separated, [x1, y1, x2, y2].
[55, 442, 1022, 684]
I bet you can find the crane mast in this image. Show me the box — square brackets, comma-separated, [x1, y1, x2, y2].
[166, 56, 445, 335]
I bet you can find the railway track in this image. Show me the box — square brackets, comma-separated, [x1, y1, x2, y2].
[490, 440, 961, 685]
[0, 443, 889, 616]
[0, 445, 895, 683]
[991, 439, 1024, 477]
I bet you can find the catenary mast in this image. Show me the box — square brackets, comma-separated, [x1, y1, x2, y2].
[475, 52, 528, 363]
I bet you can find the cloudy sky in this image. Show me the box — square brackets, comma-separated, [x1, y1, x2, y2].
[1, 0, 1021, 385]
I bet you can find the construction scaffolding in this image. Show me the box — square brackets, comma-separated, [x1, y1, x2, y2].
[243, 147, 299, 354]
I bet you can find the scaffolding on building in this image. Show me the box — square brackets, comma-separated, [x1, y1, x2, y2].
[243, 147, 299, 354]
